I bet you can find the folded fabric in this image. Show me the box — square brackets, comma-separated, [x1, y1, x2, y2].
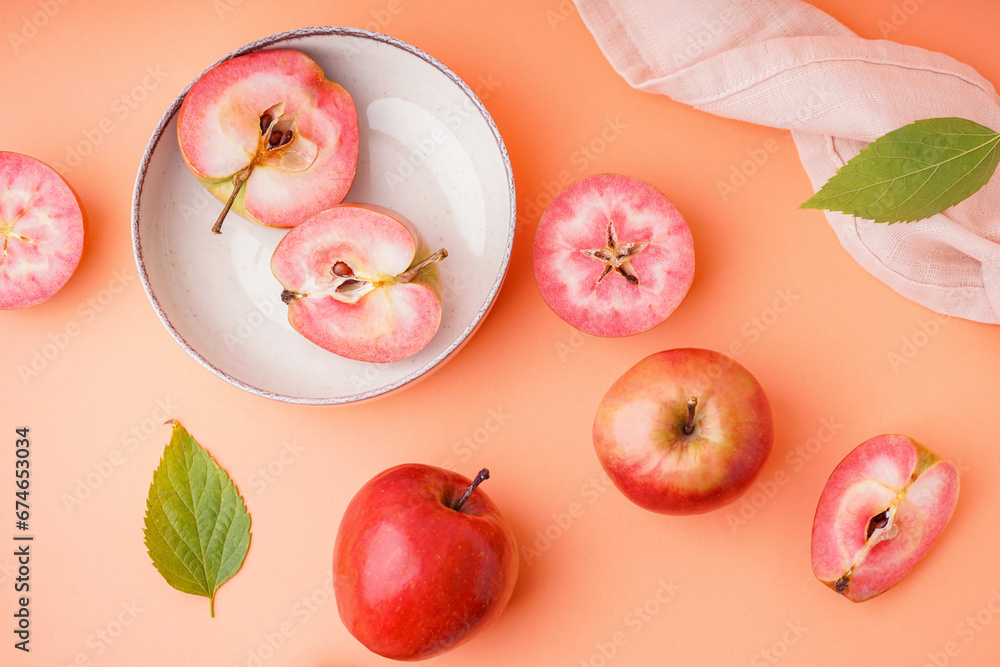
[574, 0, 1000, 323]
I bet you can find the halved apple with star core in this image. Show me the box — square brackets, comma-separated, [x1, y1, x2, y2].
[0, 151, 84, 309]
[810, 434, 959, 602]
[271, 204, 447, 363]
[532, 173, 694, 337]
[177, 49, 359, 234]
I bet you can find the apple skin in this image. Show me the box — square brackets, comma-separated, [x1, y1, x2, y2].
[593, 348, 773, 514]
[810, 434, 959, 602]
[333, 464, 518, 661]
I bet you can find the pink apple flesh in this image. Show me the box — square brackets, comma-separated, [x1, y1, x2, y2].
[811, 434, 959, 602]
[177, 48, 359, 232]
[593, 348, 773, 514]
[271, 204, 445, 363]
[333, 464, 518, 661]
[0, 152, 84, 309]
[532, 173, 694, 337]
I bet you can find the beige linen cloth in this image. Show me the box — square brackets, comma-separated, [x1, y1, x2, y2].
[574, 0, 1000, 323]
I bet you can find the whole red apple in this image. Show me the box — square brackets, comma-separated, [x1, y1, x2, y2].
[333, 464, 518, 661]
[593, 348, 773, 514]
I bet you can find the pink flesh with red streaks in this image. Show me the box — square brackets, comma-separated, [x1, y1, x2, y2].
[0, 152, 83, 309]
[271, 206, 442, 363]
[177, 49, 359, 228]
[811, 434, 959, 602]
[532, 173, 694, 337]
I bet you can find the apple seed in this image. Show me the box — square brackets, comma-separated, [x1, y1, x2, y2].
[335, 279, 373, 300]
[259, 112, 273, 133]
[866, 508, 892, 539]
[332, 261, 354, 277]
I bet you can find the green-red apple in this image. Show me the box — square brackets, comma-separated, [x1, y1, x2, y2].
[593, 348, 773, 514]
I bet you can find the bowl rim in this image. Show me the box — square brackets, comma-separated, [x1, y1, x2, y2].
[130, 26, 516, 405]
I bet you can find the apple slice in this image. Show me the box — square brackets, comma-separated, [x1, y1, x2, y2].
[532, 173, 694, 336]
[177, 48, 359, 234]
[271, 204, 447, 363]
[810, 434, 959, 602]
[0, 151, 84, 309]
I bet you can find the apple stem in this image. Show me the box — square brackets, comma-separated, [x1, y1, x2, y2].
[452, 469, 490, 512]
[683, 397, 698, 435]
[211, 165, 253, 234]
[398, 249, 448, 283]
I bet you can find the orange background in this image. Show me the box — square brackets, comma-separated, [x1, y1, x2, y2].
[3, 0, 1000, 665]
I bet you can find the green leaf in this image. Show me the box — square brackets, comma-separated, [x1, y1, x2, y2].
[143, 421, 251, 617]
[800, 117, 1000, 223]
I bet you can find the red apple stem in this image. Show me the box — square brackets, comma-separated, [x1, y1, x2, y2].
[211, 165, 253, 235]
[398, 249, 448, 283]
[452, 468, 490, 512]
[683, 397, 698, 435]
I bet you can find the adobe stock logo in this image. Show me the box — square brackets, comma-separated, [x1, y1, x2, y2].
[922, 588, 1000, 666]
[750, 620, 808, 666]
[577, 579, 682, 667]
[8, 0, 73, 53]
[716, 139, 781, 201]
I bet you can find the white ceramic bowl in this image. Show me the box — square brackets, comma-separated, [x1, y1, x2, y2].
[132, 27, 515, 404]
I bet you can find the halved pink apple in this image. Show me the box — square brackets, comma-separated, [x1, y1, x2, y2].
[810, 434, 959, 602]
[0, 151, 84, 309]
[532, 173, 694, 337]
[271, 204, 447, 363]
[177, 48, 359, 234]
